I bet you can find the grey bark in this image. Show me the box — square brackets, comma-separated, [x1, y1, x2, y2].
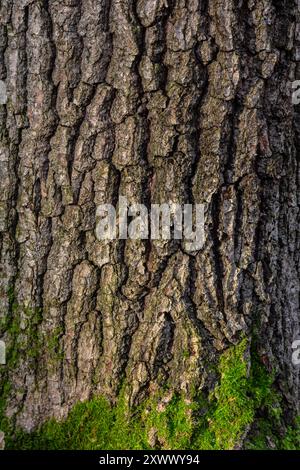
[0, 0, 299, 436]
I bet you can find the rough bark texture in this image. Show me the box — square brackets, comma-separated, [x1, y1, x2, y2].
[0, 0, 299, 444]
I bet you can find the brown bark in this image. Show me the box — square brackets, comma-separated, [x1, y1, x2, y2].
[0, 0, 299, 438]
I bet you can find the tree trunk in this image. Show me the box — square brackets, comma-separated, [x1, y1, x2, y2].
[0, 0, 299, 449]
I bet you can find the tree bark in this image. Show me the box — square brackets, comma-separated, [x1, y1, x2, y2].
[0, 0, 299, 445]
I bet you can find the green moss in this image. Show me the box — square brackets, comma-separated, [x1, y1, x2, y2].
[182, 349, 190, 359]
[197, 339, 255, 449]
[0, 288, 22, 433]
[7, 397, 113, 450]
[0, 289, 45, 440]
[5, 390, 195, 450]
[246, 415, 300, 450]
[142, 393, 196, 450]
[46, 326, 64, 363]
[245, 419, 274, 450]
[280, 417, 300, 450]
[191, 339, 280, 450]
[1, 338, 299, 450]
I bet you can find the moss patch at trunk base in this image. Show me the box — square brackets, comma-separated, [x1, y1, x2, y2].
[1, 339, 299, 450]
